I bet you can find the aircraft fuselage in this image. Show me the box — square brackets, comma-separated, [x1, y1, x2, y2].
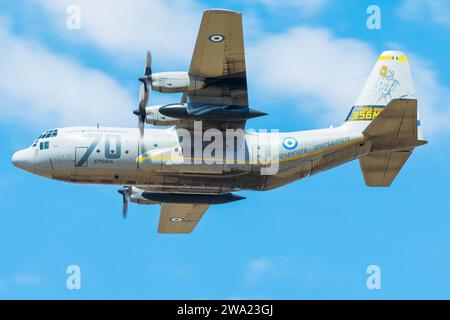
[12, 125, 370, 193]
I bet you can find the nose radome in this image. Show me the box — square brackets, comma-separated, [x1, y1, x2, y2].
[12, 148, 34, 172]
[12, 150, 23, 167]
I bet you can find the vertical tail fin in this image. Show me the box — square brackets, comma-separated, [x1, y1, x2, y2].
[356, 51, 415, 105]
[348, 51, 427, 187]
[344, 51, 421, 136]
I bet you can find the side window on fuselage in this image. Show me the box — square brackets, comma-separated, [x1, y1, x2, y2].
[39, 141, 50, 150]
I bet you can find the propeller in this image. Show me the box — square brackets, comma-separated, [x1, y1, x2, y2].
[136, 51, 152, 138]
[118, 186, 131, 219]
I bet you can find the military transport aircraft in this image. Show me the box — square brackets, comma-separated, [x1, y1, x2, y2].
[12, 9, 426, 233]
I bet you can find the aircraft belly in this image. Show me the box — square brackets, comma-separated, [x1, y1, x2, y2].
[136, 174, 242, 193]
[309, 139, 370, 176]
[260, 138, 371, 191]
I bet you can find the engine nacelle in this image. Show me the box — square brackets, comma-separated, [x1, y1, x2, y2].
[151, 72, 204, 93]
[129, 186, 158, 205]
[145, 105, 181, 126]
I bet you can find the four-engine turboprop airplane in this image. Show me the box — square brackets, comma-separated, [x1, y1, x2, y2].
[12, 9, 426, 233]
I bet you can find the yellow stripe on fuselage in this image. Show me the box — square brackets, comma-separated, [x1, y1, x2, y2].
[137, 137, 369, 166]
[278, 136, 368, 164]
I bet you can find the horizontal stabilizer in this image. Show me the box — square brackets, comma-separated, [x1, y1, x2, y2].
[359, 98, 426, 186]
[363, 98, 418, 138]
[359, 151, 411, 187]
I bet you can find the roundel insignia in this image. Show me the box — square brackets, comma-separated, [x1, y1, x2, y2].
[170, 217, 184, 223]
[282, 137, 298, 150]
[208, 34, 225, 43]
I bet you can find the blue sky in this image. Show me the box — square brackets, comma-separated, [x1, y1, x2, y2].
[1, 0, 450, 299]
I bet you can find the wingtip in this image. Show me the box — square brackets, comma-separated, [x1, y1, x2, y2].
[417, 140, 428, 146]
[204, 8, 242, 15]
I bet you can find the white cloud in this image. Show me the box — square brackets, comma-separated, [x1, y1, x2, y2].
[5, 1, 450, 138]
[35, 0, 326, 67]
[250, 0, 327, 15]
[399, 0, 450, 28]
[244, 256, 296, 287]
[37, 0, 202, 65]
[410, 57, 450, 137]
[248, 26, 376, 122]
[0, 20, 134, 128]
[248, 26, 450, 136]
[244, 258, 272, 285]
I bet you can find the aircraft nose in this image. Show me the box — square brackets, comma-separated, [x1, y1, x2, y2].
[12, 148, 34, 172]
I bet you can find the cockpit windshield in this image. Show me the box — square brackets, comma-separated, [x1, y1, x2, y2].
[31, 129, 58, 147]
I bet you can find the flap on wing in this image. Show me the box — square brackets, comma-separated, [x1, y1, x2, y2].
[158, 203, 209, 234]
[359, 151, 412, 187]
[188, 9, 248, 107]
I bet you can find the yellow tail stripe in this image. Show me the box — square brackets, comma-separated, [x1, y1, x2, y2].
[378, 55, 408, 62]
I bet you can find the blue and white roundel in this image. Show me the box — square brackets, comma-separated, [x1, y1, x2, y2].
[208, 34, 225, 42]
[282, 137, 298, 150]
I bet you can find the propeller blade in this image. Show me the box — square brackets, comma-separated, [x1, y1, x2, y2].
[138, 114, 145, 138]
[135, 51, 153, 152]
[139, 82, 145, 102]
[145, 50, 152, 76]
[139, 81, 151, 103]
[138, 97, 147, 138]
[180, 92, 187, 104]
[118, 187, 130, 219]
[122, 196, 128, 219]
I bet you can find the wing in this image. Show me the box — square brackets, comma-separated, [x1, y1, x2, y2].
[158, 203, 210, 234]
[188, 9, 248, 108]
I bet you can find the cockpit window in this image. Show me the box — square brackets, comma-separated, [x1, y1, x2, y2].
[34, 129, 58, 146]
